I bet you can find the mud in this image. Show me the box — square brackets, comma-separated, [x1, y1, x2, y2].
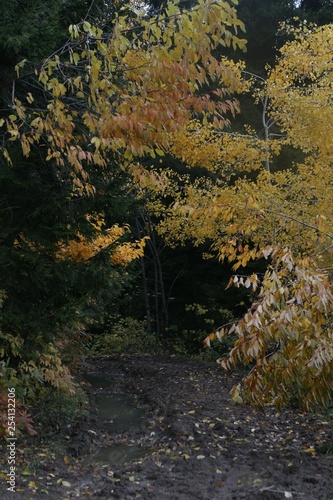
[1, 355, 332, 499]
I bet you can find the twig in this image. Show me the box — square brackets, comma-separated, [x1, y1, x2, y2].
[259, 485, 305, 496]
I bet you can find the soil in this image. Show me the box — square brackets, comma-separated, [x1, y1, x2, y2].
[1, 354, 333, 499]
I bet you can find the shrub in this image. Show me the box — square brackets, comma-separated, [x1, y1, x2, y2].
[90, 317, 162, 355]
[32, 385, 89, 433]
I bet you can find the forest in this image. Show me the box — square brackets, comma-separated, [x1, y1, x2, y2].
[1, 0, 333, 498]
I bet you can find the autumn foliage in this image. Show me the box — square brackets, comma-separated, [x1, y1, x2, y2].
[0, 0, 247, 418]
[1, 1, 333, 414]
[223, 26, 333, 408]
[0, 0, 246, 193]
[154, 22, 333, 409]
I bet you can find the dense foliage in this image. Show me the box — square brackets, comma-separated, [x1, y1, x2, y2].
[1, 0, 333, 441]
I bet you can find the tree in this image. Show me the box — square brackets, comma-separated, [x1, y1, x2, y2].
[150, 22, 333, 410]
[235, 0, 296, 71]
[0, 1, 148, 401]
[289, 1, 333, 28]
[1, 0, 246, 177]
[0, 1, 63, 72]
[0, 0, 246, 401]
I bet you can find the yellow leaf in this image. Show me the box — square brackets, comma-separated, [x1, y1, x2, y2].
[14, 59, 27, 77]
[203, 332, 216, 347]
[3, 148, 13, 166]
[72, 52, 80, 65]
[83, 21, 92, 33]
[21, 468, 33, 476]
[73, 76, 82, 88]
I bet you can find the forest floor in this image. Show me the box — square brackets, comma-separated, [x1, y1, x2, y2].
[1, 354, 333, 499]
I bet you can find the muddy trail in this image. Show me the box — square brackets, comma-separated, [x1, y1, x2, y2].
[1, 355, 333, 499]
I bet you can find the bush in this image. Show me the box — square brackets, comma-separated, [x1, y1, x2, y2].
[90, 317, 163, 355]
[165, 303, 236, 358]
[32, 385, 89, 433]
[0, 390, 36, 439]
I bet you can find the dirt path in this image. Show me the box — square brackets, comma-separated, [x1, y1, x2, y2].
[1, 355, 333, 499]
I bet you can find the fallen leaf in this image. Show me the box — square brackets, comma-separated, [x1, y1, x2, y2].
[21, 468, 34, 476]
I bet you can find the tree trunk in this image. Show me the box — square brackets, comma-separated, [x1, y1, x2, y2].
[135, 217, 152, 335]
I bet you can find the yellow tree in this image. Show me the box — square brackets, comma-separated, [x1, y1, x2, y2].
[1, 0, 246, 190]
[0, 0, 247, 400]
[153, 22, 333, 409]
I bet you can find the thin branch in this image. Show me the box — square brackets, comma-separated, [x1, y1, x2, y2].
[259, 486, 305, 496]
[242, 70, 266, 83]
[220, 203, 333, 242]
[11, 80, 15, 106]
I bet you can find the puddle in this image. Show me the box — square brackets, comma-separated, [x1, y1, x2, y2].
[91, 443, 146, 466]
[96, 394, 144, 433]
[85, 376, 149, 466]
